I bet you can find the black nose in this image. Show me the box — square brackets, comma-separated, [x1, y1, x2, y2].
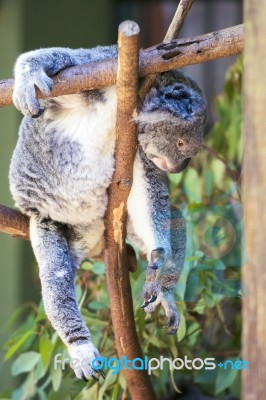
[174, 157, 191, 173]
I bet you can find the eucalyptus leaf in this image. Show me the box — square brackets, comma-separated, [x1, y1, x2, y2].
[11, 351, 41, 376]
[4, 330, 36, 361]
[39, 334, 54, 371]
[215, 365, 239, 395]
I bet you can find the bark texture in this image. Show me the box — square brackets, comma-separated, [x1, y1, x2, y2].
[242, 0, 266, 398]
[104, 21, 156, 399]
[0, 24, 243, 108]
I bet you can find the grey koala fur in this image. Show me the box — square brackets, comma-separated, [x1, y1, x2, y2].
[10, 45, 207, 381]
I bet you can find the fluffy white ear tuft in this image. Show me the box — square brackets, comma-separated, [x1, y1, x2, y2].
[134, 110, 170, 125]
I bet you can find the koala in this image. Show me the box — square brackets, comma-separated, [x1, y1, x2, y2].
[10, 45, 206, 382]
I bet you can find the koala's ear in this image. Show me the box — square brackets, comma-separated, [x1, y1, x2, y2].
[134, 110, 170, 126]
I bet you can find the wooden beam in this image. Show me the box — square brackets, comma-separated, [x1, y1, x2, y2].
[242, 0, 266, 398]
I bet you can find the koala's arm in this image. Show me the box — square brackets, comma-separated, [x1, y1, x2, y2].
[13, 45, 117, 116]
[30, 216, 104, 381]
[127, 150, 186, 334]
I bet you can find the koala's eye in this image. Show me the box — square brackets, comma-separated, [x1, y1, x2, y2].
[177, 139, 184, 148]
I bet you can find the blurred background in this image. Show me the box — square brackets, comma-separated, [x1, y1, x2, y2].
[0, 0, 242, 397]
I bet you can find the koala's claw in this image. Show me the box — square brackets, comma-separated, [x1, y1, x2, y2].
[91, 374, 99, 381]
[163, 313, 179, 335]
[32, 107, 45, 119]
[149, 294, 158, 303]
[92, 367, 105, 380]
[98, 369, 106, 380]
[140, 301, 148, 309]
[140, 294, 158, 308]
[161, 296, 180, 335]
[81, 372, 89, 382]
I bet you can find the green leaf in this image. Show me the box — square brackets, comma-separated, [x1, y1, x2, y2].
[111, 382, 121, 400]
[185, 255, 201, 262]
[195, 367, 217, 385]
[118, 371, 126, 390]
[98, 369, 117, 400]
[36, 389, 47, 400]
[167, 172, 182, 186]
[204, 171, 214, 198]
[49, 377, 73, 400]
[75, 285, 83, 303]
[88, 301, 105, 310]
[193, 298, 206, 314]
[92, 261, 105, 275]
[74, 384, 98, 400]
[82, 315, 107, 328]
[4, 329, 36, 361]
[177, 311, 186, 342]
[39, 334, 54, 371]
[49, 361, 63, 392]
[81, 260, 93, 270]
[215, 365, 239, 395]
[211, 159, 225, 188]
[170, 368, 182, 394]
[183, 168, 202, 202]
[1, 303, 35, 333]
[35, 301, 46, 322]
[11, 351, 41, 376]
[78, 288, 87, 310]
[34, 358, 46, 381]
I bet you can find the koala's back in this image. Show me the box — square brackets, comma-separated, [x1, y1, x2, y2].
[9, 86, 117, 226]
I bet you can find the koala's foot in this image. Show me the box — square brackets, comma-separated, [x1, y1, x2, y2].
[141, 248, 180, 335]
[68, 342, 105, 382]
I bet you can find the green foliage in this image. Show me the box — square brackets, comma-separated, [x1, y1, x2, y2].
[1, 59, 243, 399]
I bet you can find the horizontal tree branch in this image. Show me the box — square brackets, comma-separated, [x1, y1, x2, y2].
[0, 205, 29, 239]
[0, 24, 243, 107]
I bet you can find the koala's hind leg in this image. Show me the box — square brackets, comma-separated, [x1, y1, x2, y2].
[127, 151, 186, 334]
[29, 216, 104, 381]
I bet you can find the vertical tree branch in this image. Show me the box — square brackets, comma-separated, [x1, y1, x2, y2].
[104, 21, 156, 399]
[242, 0, 266, 399]
[163, 0, 193, 42]
[139, 0, 194, 100]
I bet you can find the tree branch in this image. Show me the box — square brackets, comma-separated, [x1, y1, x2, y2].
[0, 205, 29, 239]
[139, 0, 194, 100]
[164, 0, 194, 41]
[0, 24, 243, 108]
[103, 21, 156, 399]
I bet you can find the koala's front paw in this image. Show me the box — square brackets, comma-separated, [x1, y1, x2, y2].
[12, 69, 53, 117]
[141, 249, 180, 335]
[68, 342, 105, 382]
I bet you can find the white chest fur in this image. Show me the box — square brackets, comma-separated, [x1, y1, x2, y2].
[39, 86, 118, 225]
[45, 86, 117, 184]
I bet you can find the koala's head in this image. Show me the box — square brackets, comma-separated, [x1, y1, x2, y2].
[136, 70, 207, 173]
